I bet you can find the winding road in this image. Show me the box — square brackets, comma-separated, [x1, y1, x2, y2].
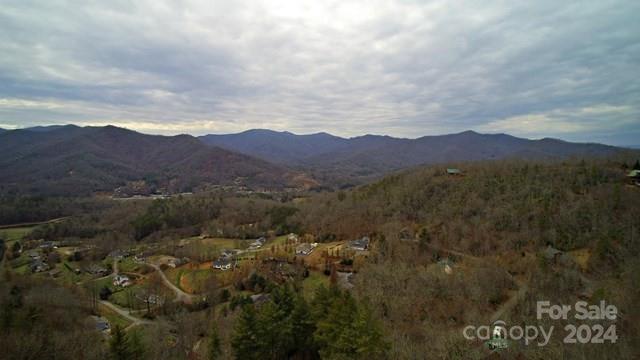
[99, 300, 153, 330]
[145, 263, 198, 304]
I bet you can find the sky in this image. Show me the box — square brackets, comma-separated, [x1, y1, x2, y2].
[0, 0, 639, 145]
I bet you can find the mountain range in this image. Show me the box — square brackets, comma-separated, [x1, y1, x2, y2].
[0, 125, 304, 196]
[200, 129, 622, 184]
[0, 125, 628, 195]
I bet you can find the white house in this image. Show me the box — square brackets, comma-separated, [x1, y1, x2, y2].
[295, 243, 318, 256]
[113, 275, 131, 287]
[213, 258, 232, 270]
[248, 237, 267, 250]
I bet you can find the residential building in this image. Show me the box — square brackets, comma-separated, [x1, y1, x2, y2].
[295, 243, 317, 256]
[213, 258, 232, 270]
[113, 275, 131, 287]
[348, 236, 370, 251]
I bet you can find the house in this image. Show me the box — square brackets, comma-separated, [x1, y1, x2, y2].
[437, 258, 454, 274]
[250, 293, 271, 306]
[39, 241, 57, 250]
[113, 275, 131, 287]
[28, 250, 41, 260]
[212, 258, 232, 270]
[134, 251, 153, 262]
[93, 316, 111, 334]
[446, 168, 462, 175]
[86, 264, 109, 276]
[543, 246, 567, 264]
[220, 249, 238, 259]
[30, 259, 49, 273]
[168, 257, 189, 268]
[249, 237, 267, 250]
[348, 237, 370, 251]
[108, 249, 130, 260]
[141, 294, 164, 305]
[287, 233, 299, 243]
[295, 243, 317, 256]
[627, 170, 640, 185]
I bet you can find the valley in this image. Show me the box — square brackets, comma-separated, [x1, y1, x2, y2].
[2, 154, 639, 359]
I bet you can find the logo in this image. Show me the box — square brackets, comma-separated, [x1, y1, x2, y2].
[463, 300, 618, 349]
[485, 321, 509, 351]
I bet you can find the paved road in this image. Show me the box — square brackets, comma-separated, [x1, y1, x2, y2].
[99, 300, 153, 330]
[145, 263, 198, 304]
[0, 216, 72, 230]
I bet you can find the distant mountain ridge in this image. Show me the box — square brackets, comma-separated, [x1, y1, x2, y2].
[0, 125, 628, 195]
[0, 126, 305, 196]
[200, 129, 351, 164]
[200, 129, 622, 184]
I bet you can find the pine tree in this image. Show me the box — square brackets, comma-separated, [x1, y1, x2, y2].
[231, 305, 260, 360]
[109, 325, 131, 360]
[208, 323, 222, 360]
[128, 329, 145, 359]
[290, 293, 316, 353]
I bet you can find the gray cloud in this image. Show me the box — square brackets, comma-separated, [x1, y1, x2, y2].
[0, 0, 638, 145]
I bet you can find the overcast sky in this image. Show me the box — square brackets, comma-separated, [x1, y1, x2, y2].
[0, 0, 638, 145]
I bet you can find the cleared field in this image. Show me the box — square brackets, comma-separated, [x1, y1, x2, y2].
[270, 235, 289, 246]
[180, 236, 252, 249]
[119, 258, 153, 274]
[0, 226, 33, 243]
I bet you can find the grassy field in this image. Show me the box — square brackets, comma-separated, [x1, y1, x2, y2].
[110, 285, 144, 309]
[118, 258, 153, 274]
[270, 235, 289, 246]
[98, 303, 132, 329]
[0, 226, 34, 243]
[302, 271, 329, 300]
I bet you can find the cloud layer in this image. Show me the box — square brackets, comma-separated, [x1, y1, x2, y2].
[0, 0, 638, 144]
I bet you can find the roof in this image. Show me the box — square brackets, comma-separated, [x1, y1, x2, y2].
[543, 246, 563, 259]
[296, 243, 315, 253]
[95, 318, 110, 331]
[627, 170, 640, 177]
[250, 293, 270, 305]
[350, 236, 370, 249]
[213, 258, 231, 267]
[437, 258, 454, 267]
[447, 168, 462, 174]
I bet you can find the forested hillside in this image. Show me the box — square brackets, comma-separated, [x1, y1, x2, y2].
[2, 157, 639, 359]
[0, 126, 302, 196]
[201, 129, 623, 186]
[291, 158, 640, 358]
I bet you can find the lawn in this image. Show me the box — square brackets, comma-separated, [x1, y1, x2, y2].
[180, 236, 253, 252]
[98, 303, 132, 329]
[118, 258, 153, 274]
[302, 271, 329, 300]
[110, 285, 145, 309]
[58, 261, 91, 285]
[270, 235, 289, 246]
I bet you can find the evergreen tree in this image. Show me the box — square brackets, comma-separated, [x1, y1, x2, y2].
[109, 325, 132, 360]
[634, 160, 640, 170]
[231, 305, 260, 360]
[290, 293, 316, 353]
[208, 323, 222, 360]
[128, 329, 145, 359]
[313, 287, 388, 360]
